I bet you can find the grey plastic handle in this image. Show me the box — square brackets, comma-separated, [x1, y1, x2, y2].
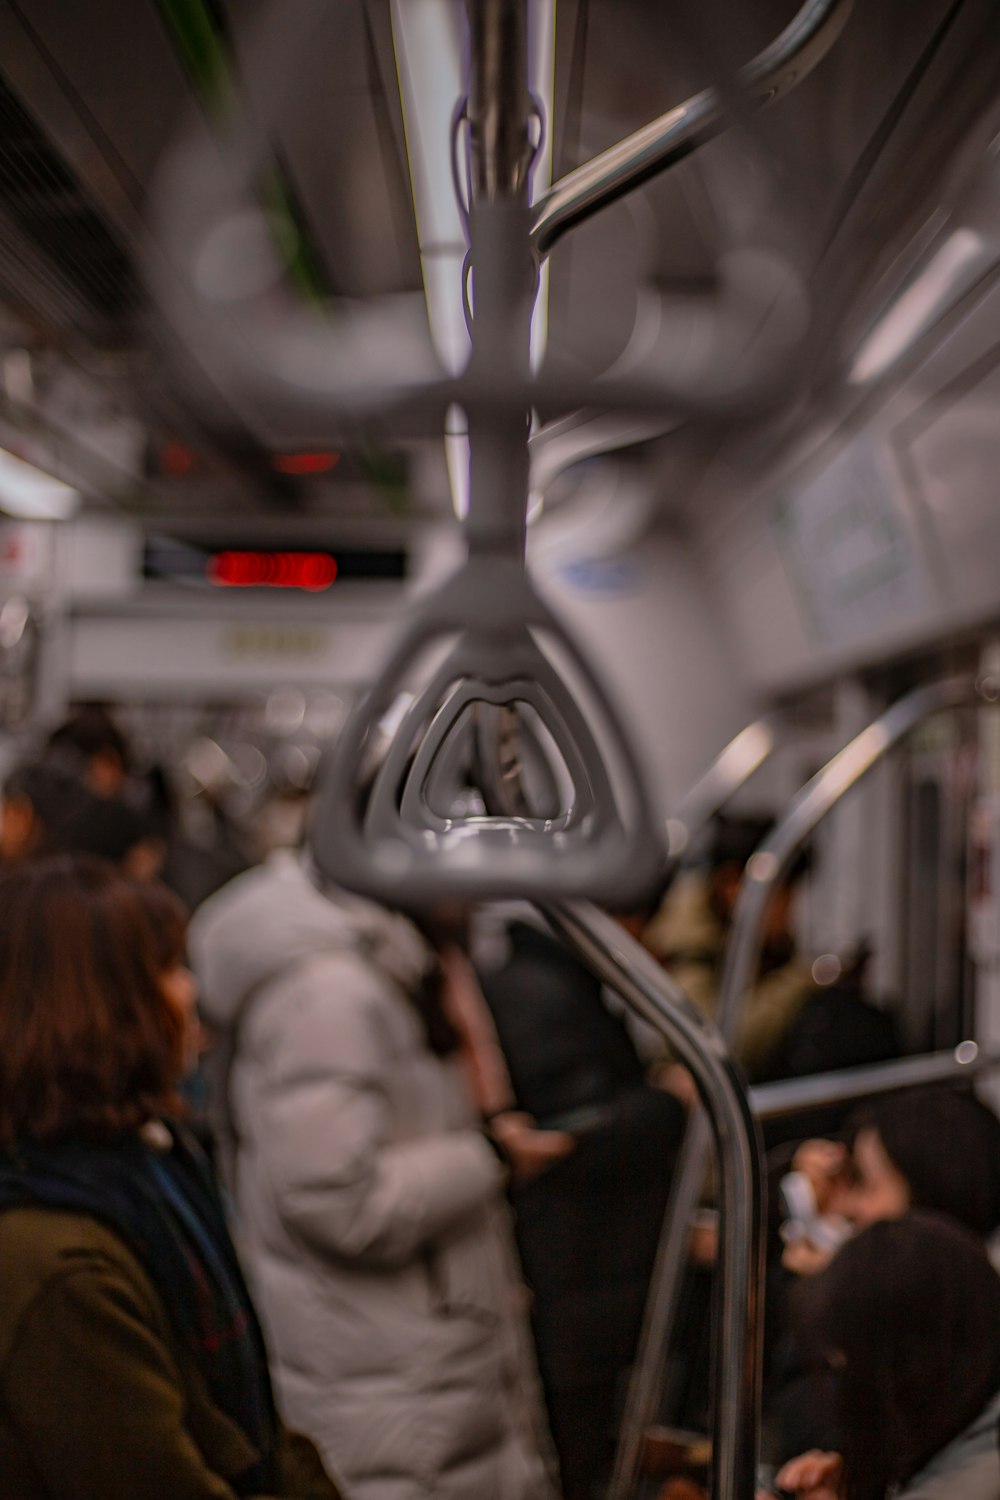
[383, 674, 602, 839]
[308, 552, 664, 905]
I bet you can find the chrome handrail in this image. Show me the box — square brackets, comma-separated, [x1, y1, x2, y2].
[751, 1042, 1000, 1121]
[665, 716, 781, 867]
[717, 677, 981, 1042]
[615, 674, 984, 1498]
[541, 902, 764, 1500]
[531, 0, 855, 253]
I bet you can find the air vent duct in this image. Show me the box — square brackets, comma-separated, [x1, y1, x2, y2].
[0, 73, 137, 326]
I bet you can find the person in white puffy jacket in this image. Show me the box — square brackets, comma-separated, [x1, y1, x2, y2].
[189, 850, 562, 1500]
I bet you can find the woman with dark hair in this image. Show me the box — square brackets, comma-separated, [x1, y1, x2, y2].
[0, 855, 339, 1500]
[774, 1213, 1000, 1499]
[780, 1085, 1000, 1276]
[845, 1086, 1000, 1236]
[764, 1086, 1000, 1464]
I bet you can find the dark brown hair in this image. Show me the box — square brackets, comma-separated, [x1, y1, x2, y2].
[0, 856, 187, 1147]
[131, 875, 190, 974]
[854, 1086, 1000, 1235]
[799, 1212, 1000, 1500]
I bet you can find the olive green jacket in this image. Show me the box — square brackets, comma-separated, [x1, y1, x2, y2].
[0, 1206, 341, 1500]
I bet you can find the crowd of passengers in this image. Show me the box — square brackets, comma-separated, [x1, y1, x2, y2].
[1, 707, 999, 1500]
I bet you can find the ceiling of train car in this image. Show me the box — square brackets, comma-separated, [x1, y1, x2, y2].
[0, 0, 995, 532]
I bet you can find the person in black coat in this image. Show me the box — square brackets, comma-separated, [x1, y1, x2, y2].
[480, 920, 688, 1500]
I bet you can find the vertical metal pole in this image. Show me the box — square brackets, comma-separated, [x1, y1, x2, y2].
[463, 0, 534, 560]
[544, 904, 764, 1500]
[467, 0, 532, 202]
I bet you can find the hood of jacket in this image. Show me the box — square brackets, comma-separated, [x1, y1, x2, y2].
[189, 850, 432, 1031]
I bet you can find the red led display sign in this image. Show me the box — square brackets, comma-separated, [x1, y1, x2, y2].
[207, 551, 339, 591]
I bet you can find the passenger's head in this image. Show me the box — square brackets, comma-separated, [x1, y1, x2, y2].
[1, 757, 164, 876]
[0, 761, 90, 862]
[799, 1213, 1000, 1500]
[46, 705, 131, 797]
[845, 1086, 1000, 1236]
[56, 792, 166, 880]
[0, 856, 191, 1148]
[707, 812, 811, 953]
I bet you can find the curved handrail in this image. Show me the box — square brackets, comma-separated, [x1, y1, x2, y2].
[615, 674, 985, 1496]
[541, 901, 764, 1500]
[717, 675, 981, 1039]
[531, 0, 855, 254]
[665, 716, 781, 865]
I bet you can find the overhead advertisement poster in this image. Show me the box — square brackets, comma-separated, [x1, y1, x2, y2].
[770, 437, 934, 648]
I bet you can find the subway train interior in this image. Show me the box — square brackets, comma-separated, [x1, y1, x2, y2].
[2, 0, 1000, 1497]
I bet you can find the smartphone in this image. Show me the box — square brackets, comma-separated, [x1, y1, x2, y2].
[755, 1466, 795, 1499]
[534, 1102, 615, 1136]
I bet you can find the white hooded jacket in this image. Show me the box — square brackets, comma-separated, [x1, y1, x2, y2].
[190, 852, 555, 1500]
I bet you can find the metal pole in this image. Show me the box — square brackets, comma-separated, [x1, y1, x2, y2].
[463, 0, 533, 559]
[751, 1042, 1000, 1121]
[613, 675, 983, 1500]
[665, 717, 780, 865]
[716, 677, 981, 1043]
[531, 0, 854, 253]
[466, 0, 532, 202]
[543, 902, 764, 1500]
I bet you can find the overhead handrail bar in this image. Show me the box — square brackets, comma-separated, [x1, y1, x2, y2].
[149, 0, 856, 438]
[540, 901, 764, 1500]
[531, 0, 855, 254]
[751, 1042, 1000, 1121]
[527, 410, 681, 507]
[618, 673, 984, 1497]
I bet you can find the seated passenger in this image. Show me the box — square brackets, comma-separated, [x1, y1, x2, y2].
[763, 1085, 1000, 1467]
[0, 855, 338, 1500]
[190, 848, 561, 1500]
[642, 814, 818, 1082]
[774, 1213, 1000, 1500]
[779, 1085, 1000, 1275]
